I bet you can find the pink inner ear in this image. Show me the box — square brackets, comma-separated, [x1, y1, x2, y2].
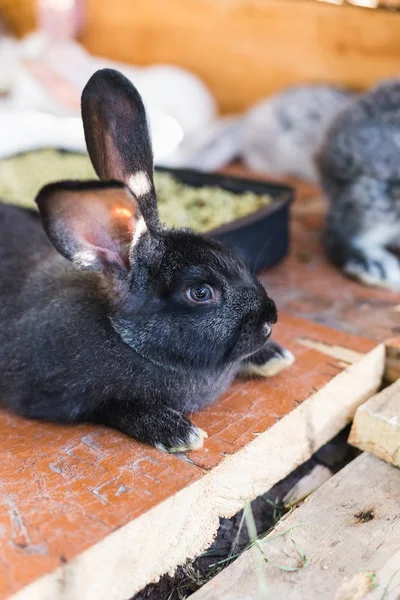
[94, 246, 129, 270]
[38, 182, 142, 272]
[67, 192, 139, 270]
[84, 210, 137, 269]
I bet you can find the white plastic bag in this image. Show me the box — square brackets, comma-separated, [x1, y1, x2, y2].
[0, 29, 217, 163]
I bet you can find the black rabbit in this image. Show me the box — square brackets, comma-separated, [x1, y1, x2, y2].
[317, 79, 400, 290]
[0, 69, 293, 452]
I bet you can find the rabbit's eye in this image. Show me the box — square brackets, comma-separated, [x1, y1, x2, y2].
[186, 284, 214, 304]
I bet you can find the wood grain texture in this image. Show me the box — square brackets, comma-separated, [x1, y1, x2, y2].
[385, 336, 400, 383]
[80, 0, 400, 113]
[187, 315, 380, 472]
[0, 0, 36, 37]
[192, 453, 400, 600]
[349, 379, 400, 466]
[0, 315, 383, 600]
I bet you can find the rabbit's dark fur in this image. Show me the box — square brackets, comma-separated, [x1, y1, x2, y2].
[0, 69, 293, 451]
[317, 79, 400, 290]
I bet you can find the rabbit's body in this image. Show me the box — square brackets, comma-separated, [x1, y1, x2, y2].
[0, 69, 294, 452]
[241, 84, 354, 182]
[0, 202, 248, 439]
[0, 203, 122, 421]
[318, 80, 400, 290]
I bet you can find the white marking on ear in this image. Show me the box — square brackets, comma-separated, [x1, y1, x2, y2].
[128, 171, 152, 197]
[132, 216, 148, 246]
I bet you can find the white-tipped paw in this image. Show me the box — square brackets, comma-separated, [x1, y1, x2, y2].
[156, 425, 208, 454]
[344, 248, 400, 291]
[241, 348, 295, 378]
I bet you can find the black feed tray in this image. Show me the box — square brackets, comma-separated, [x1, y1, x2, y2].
[156, 167, 294, 274]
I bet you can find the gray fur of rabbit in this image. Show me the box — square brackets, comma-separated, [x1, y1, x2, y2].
[317, 79, 400, 290]
[0, 69, 294, 452]
[240, 84, 354, 182]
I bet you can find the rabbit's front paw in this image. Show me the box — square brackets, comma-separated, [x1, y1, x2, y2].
[240, 341, 295, 378]
[155, 408, 208, 453]
[344, 247, 400, 291]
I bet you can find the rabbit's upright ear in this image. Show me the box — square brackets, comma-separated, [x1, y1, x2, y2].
[81, 68, 158, 226]
[36, 181, 145, 272]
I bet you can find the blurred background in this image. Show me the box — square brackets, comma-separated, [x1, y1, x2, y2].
[1, 7, 400, 600]
[1, 0, 400, 319]
[1, 0, 400, 175]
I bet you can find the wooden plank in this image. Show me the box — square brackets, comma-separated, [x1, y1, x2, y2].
[0, 0, 36, 37]
[367, 549, 400, 600]
[0, 315, 384, 600]
[6, 1, 400, 114]
[282, 464, 333, 506]
[192, 453, 400, 600]
[385, 336, 400, 383]
[349, 379, 400, 467]
[80, 0, 400, 113]
[184, 314, 380, 473]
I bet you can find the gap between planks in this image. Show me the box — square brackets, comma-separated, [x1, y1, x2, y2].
[192, 452, 400, 600]
[11, 343, 385, 600]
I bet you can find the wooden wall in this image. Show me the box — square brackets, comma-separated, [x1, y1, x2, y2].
[81, 0, 400, 113]
[2, 0, 400, 113]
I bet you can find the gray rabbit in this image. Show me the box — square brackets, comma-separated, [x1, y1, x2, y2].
[317, 79, 400, 290]
[165, 84, 353, 180]
[240, 84, 354, 181]
[0, 69, 294, 452]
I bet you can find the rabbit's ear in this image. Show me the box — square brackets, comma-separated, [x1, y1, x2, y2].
[36, 181, 145, 272]
[81, 69, 158, 225]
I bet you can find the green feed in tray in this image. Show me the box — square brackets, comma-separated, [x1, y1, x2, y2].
[0, 150, 273, 232]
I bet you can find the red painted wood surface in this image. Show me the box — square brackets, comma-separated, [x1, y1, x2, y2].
[0, 314, 375, 598]
[0, 167, 396, 598]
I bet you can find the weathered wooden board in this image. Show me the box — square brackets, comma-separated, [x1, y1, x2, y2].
[385, 336, 400, 383]
[80, 0, 400, 113]
[192, 453, 400, 600]
[0, 315, 384, 600]
[349, 379, 400, 467]
[7, 1, 400, 114]
[6, 1, 400, 114]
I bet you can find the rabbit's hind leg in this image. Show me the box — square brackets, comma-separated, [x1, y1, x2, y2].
[325, 225, 400, 291]
[344, 241, 400, 291]
[324, 177, 400, 290]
